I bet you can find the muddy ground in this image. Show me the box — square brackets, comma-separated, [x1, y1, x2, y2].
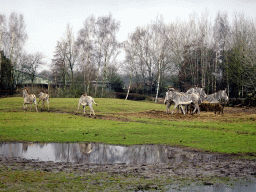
[1, 107, 256, 185]
[0, 147, 256, 181]
[91, 106, 256, 123]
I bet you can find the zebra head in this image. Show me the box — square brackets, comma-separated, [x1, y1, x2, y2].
[22, 87, 29, 98]
[218, 90, 229, 103]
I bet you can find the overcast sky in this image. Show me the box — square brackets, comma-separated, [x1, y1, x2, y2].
[1, 0, 256, 70]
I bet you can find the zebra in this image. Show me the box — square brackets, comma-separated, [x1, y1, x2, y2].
[164, 88, 200, 115]
[76, 94, 98, 116]
[22, 87, 38, 112]
[38, 89, 50, 111]
[203, 89, 229, 104]
[186, 87, 206, 103]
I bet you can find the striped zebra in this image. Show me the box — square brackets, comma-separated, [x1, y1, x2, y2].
[186, 87, 206, 103]
[76, 94, 98, 116]
[203, 89, 229, 104]
[38, 89, 50, 111]
[164, 88, 200, 115]
[22, 87, 38, 112]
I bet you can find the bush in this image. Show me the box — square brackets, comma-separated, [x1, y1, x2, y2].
[114, 92, 148, 101]
[244, 91, 256, 107]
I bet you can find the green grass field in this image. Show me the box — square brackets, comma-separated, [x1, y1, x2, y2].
[0, 97, 256, 155]
[1, 97, 256, 191]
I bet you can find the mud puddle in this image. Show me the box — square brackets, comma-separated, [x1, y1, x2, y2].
[0, 142, 256, 191]
[0, 142, 220, 165]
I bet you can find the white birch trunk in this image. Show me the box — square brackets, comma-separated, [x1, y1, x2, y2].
[155, 61, 161, 103]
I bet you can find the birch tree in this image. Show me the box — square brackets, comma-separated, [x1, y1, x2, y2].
[77, 16, 96, 94]
[94, 14, 121, 97]
[150, 16, 172, 103]
[65, 23, 78, 87]
[123, 29, 140, 100]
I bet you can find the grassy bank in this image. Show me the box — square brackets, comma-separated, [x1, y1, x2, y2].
[0, 97, 256, 155]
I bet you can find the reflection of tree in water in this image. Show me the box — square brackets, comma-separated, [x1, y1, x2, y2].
[54, 143, 70, 162]
[0, 143, 23, 157]
[87, 144, 169, 165]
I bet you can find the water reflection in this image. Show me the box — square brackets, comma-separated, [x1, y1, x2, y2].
[0, 142, 219, 165]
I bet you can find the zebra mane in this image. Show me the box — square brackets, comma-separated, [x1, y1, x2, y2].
[23, 87, 30, 94]
[40, 89, 48, 94]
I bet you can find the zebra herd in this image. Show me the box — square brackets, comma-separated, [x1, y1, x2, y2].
[164, 87, 229, 115]
[22, 87, 97, 116]
[22, 87, 228, 116]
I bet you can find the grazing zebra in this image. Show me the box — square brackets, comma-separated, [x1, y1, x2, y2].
[203, 89, 229, 104]
[165, 88, 200, 115]
[38, 89, 50, 111]
[22, 87, 38, 112]
[76, 94, 98, 116]
[164, 92, 173, 114]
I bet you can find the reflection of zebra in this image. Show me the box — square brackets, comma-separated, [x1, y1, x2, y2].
[203, 90, 229, 104]
[164, 88, 200, 115]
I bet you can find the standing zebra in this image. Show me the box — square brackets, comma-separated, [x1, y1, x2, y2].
[38, 89, 50, 111]
[203, 89, 229, 104]
[164, 88, 200, 115]
[22, 87, 38, 112]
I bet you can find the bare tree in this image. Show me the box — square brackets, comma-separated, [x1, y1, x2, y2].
[213, 12, 230, 93]
[94, 14, 121, 97]
[77, 16, 96, 94]
[65, 23, 78, 86]
[0, 12, 27, 91]
[123, 30, 140, 100]
[23, 52, 44, 83]
[52, 39, 68, 88]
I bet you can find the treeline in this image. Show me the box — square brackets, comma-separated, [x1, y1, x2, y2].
[124, 12, 256, 100]
[1, 11, 256, 99]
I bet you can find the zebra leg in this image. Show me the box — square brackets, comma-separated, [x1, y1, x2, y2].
[75, 103, 81, 115]
[47, 100, 49, 111]
[180, 105, 186, 115]
[191, 103, 197, 114]
[194, 103, 200, 114]
[83, 106, 86, 116]
[23, 103, 27, 112]
[171, 103, 179, 114]
[89, 107, 95, 116]
[34, 101, 38, 112]
[166, 103, 170, 114]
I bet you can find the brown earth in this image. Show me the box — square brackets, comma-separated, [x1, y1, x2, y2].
[90, 106, 256, 123]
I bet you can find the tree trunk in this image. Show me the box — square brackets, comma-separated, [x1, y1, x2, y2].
[125, 76, 133, 100]
[155, 61, 161, 103]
